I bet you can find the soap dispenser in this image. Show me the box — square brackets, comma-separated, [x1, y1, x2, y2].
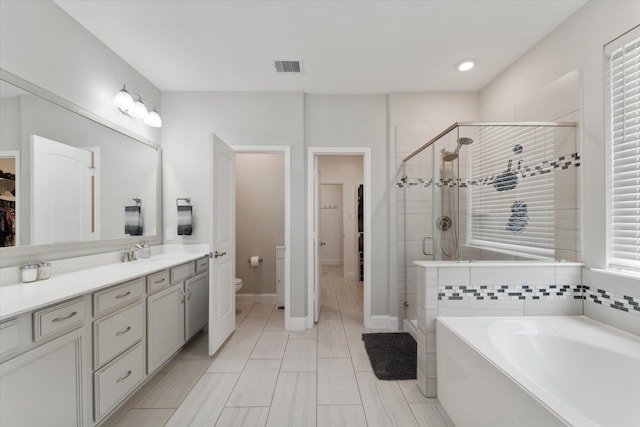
[140, 241, 151, 259]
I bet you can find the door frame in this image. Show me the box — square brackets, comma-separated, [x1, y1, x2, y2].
[231, 145, 292, 329]
[307, 147, 371, 328]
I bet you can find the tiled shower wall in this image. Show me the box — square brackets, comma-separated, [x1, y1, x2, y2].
[396, 127, 470, 325]
[397, 70, 583, 329]
[415, 262, 583, 398]
[396, 126, 433, 326]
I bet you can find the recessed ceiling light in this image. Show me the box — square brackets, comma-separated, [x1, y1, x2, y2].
[457, 60, 475, 72]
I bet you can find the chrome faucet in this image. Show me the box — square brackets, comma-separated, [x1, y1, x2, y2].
[123, 243, 143, 262]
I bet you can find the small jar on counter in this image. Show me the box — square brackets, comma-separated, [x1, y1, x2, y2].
[37, 261, 52, 280]
[21, 264, 38, 283]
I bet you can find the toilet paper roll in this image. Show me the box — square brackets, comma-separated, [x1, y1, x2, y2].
[250, 256, 261, 267]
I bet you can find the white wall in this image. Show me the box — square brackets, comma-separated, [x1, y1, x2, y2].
[0, 0, 161, 144]
[161, 91, 306, 316]
[236, 153, 284, 295]
[305, 94, 389, 316]
[318, 155, 364, 280]
[480, 0, 640, 269]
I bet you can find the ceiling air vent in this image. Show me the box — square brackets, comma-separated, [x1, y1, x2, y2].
[274, 60, 302, 73]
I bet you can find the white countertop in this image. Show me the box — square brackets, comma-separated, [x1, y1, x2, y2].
[0, 247, 209, 321]
[414, 260, 583, 267]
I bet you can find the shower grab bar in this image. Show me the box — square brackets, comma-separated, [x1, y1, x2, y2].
[402, 121, 577, 164]
[423, 236, 433, 256]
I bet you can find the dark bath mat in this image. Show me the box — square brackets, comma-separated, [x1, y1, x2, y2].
[362, 332, 416, 380]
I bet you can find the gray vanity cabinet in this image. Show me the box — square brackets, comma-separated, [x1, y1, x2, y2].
[0, 298, 91, 427]
[147, 257, 209, 373]
[185, 272, 208, 339]
[146, 282, 185, 374]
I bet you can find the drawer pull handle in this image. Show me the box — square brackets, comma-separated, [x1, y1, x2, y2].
[117, 370, 132, 383]
[52, 311, 78, 322]
[116, 326, 132, 336]
[154, 278, 166, 284]
[115, 291, 131, 299]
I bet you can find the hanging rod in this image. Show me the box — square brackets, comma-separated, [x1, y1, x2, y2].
[402, 121, 577, 164]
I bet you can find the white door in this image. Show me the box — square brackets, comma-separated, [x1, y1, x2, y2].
[320, 184, 343, 266]
[313, 157, 321, 322]
[31, 135, 93, 244]
[209, 135, 236, 355]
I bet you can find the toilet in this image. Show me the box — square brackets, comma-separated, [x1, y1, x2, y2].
[235, 278, 243, 293]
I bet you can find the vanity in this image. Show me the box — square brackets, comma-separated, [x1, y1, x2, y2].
[0, 248, 209, 426]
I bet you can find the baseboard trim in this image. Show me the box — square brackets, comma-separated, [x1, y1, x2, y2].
[388, 316, 401, 331]
[367, 315, 402, 330]
[287, 317, 308, 331]
[368, 315, 389, 329]
[403, 319, 418, 341]
[236, 293, 277, 305]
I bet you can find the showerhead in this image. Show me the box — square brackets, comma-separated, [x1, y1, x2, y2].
[442, 152, 458, 161]
[442, 137, 474, 161]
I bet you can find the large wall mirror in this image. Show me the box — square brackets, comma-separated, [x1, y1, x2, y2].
[0, 69, 161, 267]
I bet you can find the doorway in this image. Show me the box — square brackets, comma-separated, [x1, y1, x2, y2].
[307, 148, 371, 328]
[232, 146, 291, 329]
[319, 184, 343, 266]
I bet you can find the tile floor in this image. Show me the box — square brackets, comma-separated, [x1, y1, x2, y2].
[103, 266, 455, 426]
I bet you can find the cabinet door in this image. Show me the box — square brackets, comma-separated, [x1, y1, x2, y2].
[0, 327, 88, 427]
[185, 272, 209, 340]
[147, 284, 185, 374]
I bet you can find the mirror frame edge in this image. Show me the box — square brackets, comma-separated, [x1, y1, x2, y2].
[0, 68, 163, 268]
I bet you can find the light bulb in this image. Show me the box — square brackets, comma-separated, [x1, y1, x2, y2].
[144, 109, 162, 127]
[457, 60, 475, 72]
[129, 98, 148, 118]
[113, 86, 133, 110]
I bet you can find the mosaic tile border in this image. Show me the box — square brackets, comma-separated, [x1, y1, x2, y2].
[583, 285, 640, 315]
[438, 284, 584, 301]
[397, 152, 580, 188]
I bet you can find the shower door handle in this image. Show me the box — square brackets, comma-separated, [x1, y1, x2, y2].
[422, 236, 433, 256]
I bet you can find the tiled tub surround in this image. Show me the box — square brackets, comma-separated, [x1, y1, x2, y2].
[582, 268, 640, 337]
[415, 260, 583, 398]
[437, 316, 640, 427]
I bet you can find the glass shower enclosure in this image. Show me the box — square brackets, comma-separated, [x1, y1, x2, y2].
[396, 122, 578, 331]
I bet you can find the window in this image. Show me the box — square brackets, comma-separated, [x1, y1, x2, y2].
[468, 125, 560, 258]
[606, 26, 640, 272]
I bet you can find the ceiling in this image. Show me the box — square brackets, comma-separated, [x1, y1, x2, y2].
[53, 0, 588, 94]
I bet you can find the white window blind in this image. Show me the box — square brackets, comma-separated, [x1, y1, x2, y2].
[469, 126, 556, 257]
[607, 30, 640, 271]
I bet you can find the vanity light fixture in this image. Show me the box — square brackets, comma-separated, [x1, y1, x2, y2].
[113, 85, 162, 127]
[457, 60, 475, 72]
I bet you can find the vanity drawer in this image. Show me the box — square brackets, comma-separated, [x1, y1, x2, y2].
[94, 341, 145, 421]
[147, 269, 170, 295]
[0, 319, 20, 359]
[195, 256, 209, 274]
[33, 297, 87, 341]
[94, 277, 145, 317]
[171, 262, 195, 284]
[94, 301, 144, 369]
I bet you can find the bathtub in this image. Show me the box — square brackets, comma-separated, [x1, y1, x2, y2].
[437, 316, 640, 427]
